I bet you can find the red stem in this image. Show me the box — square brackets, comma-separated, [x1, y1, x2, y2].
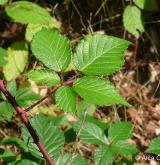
[25, 75, 77, 112]
[0, 80, 55, 165]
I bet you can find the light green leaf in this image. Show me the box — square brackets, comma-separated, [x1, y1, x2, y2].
[77, 100, 96, 117]
[108, 122, 133, 143]
[73, 76, 131, 107]
[0, 47, 7, 67]
[31, 28, 71, 72]
[70, 156, 88, 165]
[73, 34, 130, 75]
[0, 0, 7, 5]
[72, 121, 108, 145]
[5, 1, 52, 24]
[26, 68, 60, 86]
[146, 137, 160, 155]
[25, 19, 61, 41]
[94, 146, 114, 165]
[55, 153, 71, 165]
[55, 86, 76, 114]
[16, 159, 39, 165]
[111, 141, 138, 156]
[0, 102, 13, 122]
[123, 5, 144, 38]
[48, 115, 67, 126]
[15, 87, 41, 108]
[22, 114, 65, 159]
[3, 42, 28, 81]
[133, 0, 157, 11]
[0, 137, 28, 152]
[0, 149, 16, 162]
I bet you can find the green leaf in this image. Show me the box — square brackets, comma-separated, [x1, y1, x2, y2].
[0, 137, 28, 152]
[26, 68, 60, 86]
[0, 148, 16, 162]
[123, 5, 144, 38]
[133, 0, 157, 11]
[70, 156, 88, 165]
[22, 114, 65, 159]
[108, 122, 133, 143]
[55, 86, 76, 114]
[31, 28, 71, 72]
[146, 137, 160, 155]
[15, 87, 41, 108]
[77, 100, 96, 117]
[111, 141, 138, 156]
[55, 153, 71, 165]
[25, 20, 61, 41]
[94, 146, 114, 165]
[0, 47, 7, 67]
[73, 76, 131, 107]
[0, 0, 7, 5]
[0, 102, 13, 122]
[48, 114, 67, 126]
[72, 121, 108, 145]
[5, 1, 52, 24]
[3, 42, 28, 81]
[16, 159, 39, 165]
[73, 34, 130, 75]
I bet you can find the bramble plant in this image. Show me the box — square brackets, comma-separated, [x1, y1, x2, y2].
[0, 0, 159, 165]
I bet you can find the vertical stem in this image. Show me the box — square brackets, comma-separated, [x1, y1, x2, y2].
[0, 80, 55, 165]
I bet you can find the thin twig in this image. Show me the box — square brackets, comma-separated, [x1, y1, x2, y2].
[25, 75, 78, 112]
[0, 80, 55, 165]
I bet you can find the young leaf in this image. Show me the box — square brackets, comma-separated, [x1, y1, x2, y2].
[123, 5, 144, 38]
[111, 141, 138, 157]
[26, 68, 60, 86]
[5, 1, 52, 24]
[48, 114, 67, 126]
[94, 146, 114, 165]
[0, 47, 7, 67]
[146, 137, 160, 155]
[73, 76, 131, 107]
[108, 122, 133, 143]
[3, 42, 28, 81]
[72, 121, 108, 145]
[73, 34, 130, 75]
[31, 28, 71, 72]
[22, 114, 65, 159]
[133, 0, 157, 11]
[55, 86, 76, 114]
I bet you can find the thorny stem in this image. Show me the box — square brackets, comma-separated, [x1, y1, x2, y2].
[25, 74, 78, 112]
[0, 80, 55, 165]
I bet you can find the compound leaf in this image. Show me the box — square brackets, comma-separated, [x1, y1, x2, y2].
[3, 42, 28, 81]
[55, 86, 76, 114]
[5, 1, 52, 24]
[123, 5, 144, 38]
[22, 114, 65, 159]
[108, 122, 133, 143]
[73, 76, 131, 107]
[26, 68, 60, 86]
[73, 34, 130, 75]
[31, 28, 71, 72]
